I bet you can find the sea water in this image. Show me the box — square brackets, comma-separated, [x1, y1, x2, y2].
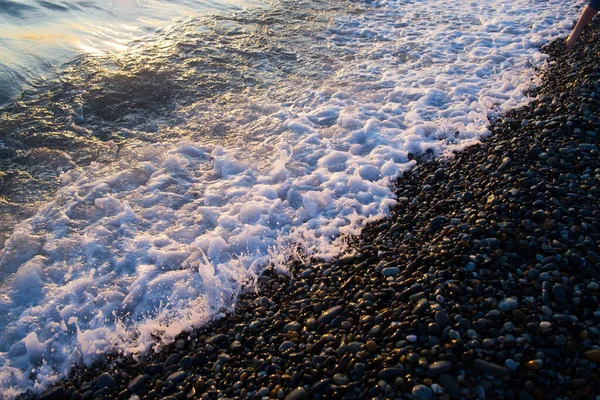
[0, 0, 581, 396]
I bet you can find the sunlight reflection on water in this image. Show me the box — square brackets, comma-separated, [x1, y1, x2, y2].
[0, 0, 267, 105]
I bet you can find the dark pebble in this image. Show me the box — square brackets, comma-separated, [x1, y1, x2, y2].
[39, 386, 64, 400]
[552, 284, 567, 304]
[377, 367, 404, 381]
[472, 359, 509, 377]
[412, 298, 429, 315]
[205, 334, 227, 345]
[96, 372, 116, 389]
[435, 311, 449, 327]
[128, 375, 147, 393]
[285, 387, 309, 400]
[428, 360, 452, 376]
[439, 374, 461, 400]
[317, 305, 343, 325]
[166, 371, 187, 384]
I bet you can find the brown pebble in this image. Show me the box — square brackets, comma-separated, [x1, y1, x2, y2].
[341, 321, 353, 330]
[585, 350, 600, 362]
[525, 360, 541, 370]
[511, 309, 526, 320]
[366, 340, 377, 352]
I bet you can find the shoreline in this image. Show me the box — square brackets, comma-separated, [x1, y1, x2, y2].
[30, 18, 600, 400]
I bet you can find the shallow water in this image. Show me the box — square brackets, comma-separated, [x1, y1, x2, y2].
[0, 0, 265, 106]
[0, 0, 580, 396]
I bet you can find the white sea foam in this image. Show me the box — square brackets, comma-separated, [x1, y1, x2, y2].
[0, 0, 581, 396]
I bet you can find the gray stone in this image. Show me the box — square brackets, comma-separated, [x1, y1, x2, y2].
[497, 297, 518, 312]
[382, 267, 400, 276]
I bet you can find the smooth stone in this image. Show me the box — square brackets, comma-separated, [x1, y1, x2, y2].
[552, 284, 567, 305]
[518, 392, 535, 400]
[497, 297, 518, 311]
[366, 340, 377, 352]
[312, 379, 330, 392]
[427, 322, 441, 335]
[429, 361, 452, 376]
[378, 367, 404, 381]
[347, 341, 365, 353]
[428, 216, 447, 232]
[283, 322, 302, 332]
[317, 305, 343, 325]
[531, 210, 545, 222]
[97, 373, 116, 389]
[92, 388, 110, 398]
[382, 267, 400, 276]
[505, 359, 518, 371]
[279, 341, 295, 352]
[333, 373, 349, 385]
[128, 375, 147, 393]
[435, 311, 449, 327]
[472, 359, 510, 377]
[540, 321, 552, 330]
[179, 356, 193, 370]
[431, 383, 444, 394]
[571, 379, 588, 388]
[167, 371, 187, 384]
[206, 334, 227, 345]
[285, 388, 309, 400]
[579, 143, 598, 151]
[412, 298, 429, 315]
[229, 341, 243, 353]
[585, 350, 600, 362]
[588, 282, 599, 290]
[412, 384, 433, 400]
[249, 320, 261, 330]
[439, 374, 461, 399]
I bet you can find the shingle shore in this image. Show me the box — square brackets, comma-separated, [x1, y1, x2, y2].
[32, 20, 600, 400]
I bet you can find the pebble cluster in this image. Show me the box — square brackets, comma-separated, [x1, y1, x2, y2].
[32, 20, 600, 400]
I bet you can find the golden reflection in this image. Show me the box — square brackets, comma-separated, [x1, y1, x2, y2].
[20, 33, 67, 43]
[105, 41, 129, 52]
[76, 42, 104, 54]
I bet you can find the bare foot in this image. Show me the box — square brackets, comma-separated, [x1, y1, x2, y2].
[565, 35, 576, 50]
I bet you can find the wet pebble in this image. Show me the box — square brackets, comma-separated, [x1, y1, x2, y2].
[96, 373, 116, 389]
[412, 384, 433, 400]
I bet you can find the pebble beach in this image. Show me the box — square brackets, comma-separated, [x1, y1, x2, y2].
[28, 14, 600, 400]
